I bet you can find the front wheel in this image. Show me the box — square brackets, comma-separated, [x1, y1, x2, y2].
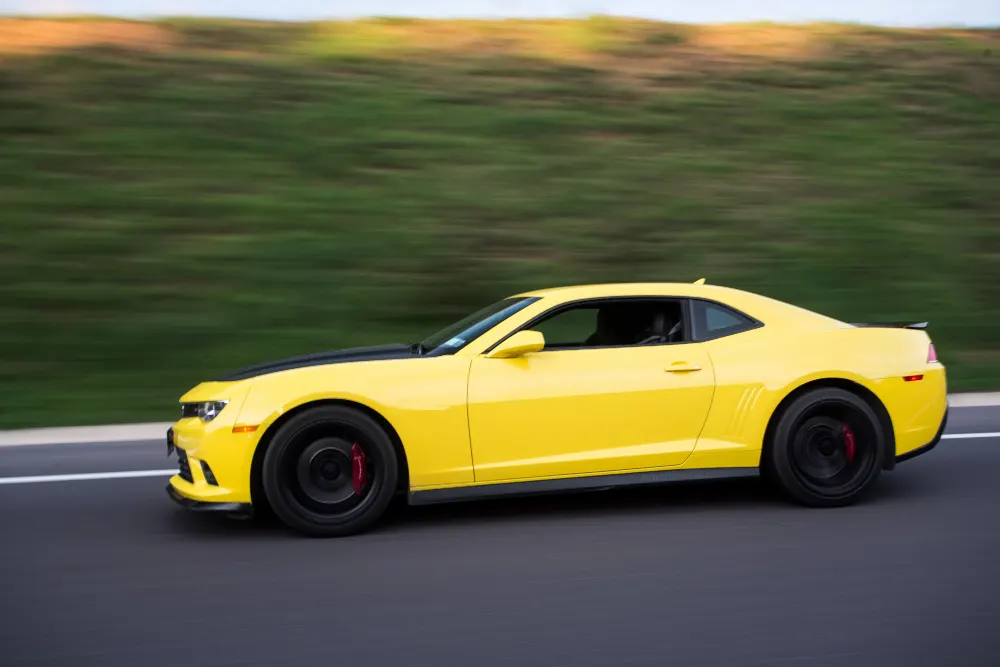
[262, 406, 399, 537]
[765, 387, 885, 507]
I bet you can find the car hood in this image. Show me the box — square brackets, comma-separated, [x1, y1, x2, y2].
[215, 344, 416, 381]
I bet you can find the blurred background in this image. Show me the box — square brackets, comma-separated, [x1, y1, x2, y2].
[1, 9, 999, 667]
[0, 12, 997, 428]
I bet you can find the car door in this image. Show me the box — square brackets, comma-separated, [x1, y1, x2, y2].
[466, 298, 716, 483]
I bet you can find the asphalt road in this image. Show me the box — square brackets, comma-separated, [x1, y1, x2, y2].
[2, 408, 999, 667]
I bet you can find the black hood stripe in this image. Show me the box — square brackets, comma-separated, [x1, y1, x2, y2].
[216, 344, 416, 381]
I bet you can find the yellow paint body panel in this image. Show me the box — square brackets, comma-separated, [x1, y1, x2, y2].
[468, 344, 715, 482]
[168, 282, 947, 507]
[236, 356, 476, 489]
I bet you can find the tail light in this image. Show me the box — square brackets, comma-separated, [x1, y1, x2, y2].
[928, 343, 939, 363]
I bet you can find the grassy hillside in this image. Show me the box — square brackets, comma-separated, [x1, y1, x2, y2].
[1, 18, 998, 427]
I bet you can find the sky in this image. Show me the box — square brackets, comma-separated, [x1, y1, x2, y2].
[2, 0, 998, 27]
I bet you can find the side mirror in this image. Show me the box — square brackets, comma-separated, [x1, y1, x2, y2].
[487, 330, 545, 359]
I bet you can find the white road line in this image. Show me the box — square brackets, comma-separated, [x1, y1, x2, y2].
[0, 432, 999, 486]
[0, 470, 176, 485]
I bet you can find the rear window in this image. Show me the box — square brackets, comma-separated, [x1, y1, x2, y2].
[690, 300, 759, 341]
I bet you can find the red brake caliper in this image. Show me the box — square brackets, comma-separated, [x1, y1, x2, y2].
[351, 442, 366, 495]
[842, 423, 856, 464]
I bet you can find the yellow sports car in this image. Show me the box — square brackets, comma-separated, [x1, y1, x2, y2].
[166, 281, 947, 536]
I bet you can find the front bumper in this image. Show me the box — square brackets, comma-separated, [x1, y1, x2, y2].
[165, 415, 258, 508]
[896, 408, 948, 464]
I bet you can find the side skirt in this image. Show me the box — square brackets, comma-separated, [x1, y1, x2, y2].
[408, 467, 759, 506]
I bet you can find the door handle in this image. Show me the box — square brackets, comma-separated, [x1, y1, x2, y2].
[665, 362, 701, 373]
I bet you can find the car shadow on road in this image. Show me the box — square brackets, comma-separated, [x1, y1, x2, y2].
[162, 468, 942, 540]
[161, 476, 781, 539]
[381, 476, 789, 531]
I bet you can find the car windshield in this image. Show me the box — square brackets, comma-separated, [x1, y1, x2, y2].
[420, 297, 538, 355]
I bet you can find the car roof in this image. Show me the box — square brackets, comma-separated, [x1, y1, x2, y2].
[517, 282, 710, 299]
[514, 282, 845, 329]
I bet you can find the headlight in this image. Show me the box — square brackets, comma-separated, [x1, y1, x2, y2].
[181, 400, 229, 422]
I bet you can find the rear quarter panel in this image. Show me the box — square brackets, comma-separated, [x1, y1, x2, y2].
[691, 325, 946, 467]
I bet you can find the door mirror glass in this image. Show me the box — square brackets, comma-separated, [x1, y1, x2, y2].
[487, 330, 545, 359]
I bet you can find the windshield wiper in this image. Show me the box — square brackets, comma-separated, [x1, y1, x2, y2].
[410, 343, 428, 356]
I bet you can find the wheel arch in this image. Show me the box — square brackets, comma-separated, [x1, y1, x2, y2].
[249, 399, 411, 513]
[761, 378, 897, 472]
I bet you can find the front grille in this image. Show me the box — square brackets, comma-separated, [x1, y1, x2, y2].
[177, 449, 193, 483]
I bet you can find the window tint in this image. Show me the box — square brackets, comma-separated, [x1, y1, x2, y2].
[533, 307, 600, 347]
[690, 300, 757, 341]
[530, 299, 685, 350]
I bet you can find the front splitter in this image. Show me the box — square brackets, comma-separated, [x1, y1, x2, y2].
[166, 483, 253, 518]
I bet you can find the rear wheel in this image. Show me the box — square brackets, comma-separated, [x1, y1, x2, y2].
[765, 387, 884, 507]
[262, 406, 398, 536]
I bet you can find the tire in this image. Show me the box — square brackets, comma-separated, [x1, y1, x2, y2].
[764, 387, 884, 507]
[262, 406, 399, 537]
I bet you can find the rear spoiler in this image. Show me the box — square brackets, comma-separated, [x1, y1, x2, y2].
[850, 321, 928, 330]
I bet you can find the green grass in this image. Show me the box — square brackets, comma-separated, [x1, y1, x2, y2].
[1, 18, 998, 428]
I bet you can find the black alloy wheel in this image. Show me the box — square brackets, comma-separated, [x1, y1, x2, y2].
[766, 387, 885, 507]
[262, 406, 398, 537]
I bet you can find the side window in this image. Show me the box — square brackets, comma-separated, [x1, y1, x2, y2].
[531, 299, 686, 350]
[533, 307, 601, 347]
[690, 300, 757, 341]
